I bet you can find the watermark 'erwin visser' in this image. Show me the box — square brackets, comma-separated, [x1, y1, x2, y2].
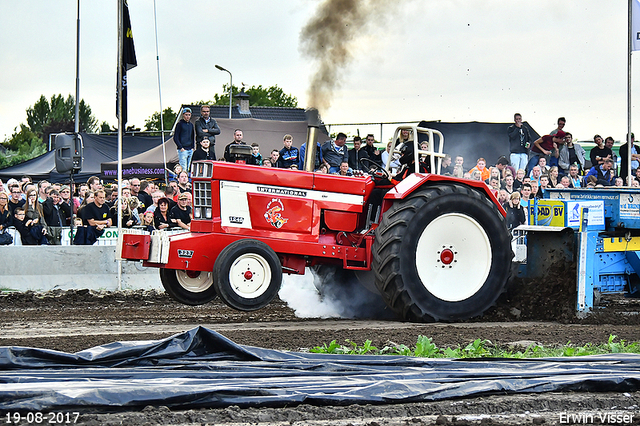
[559, 412, 634, 424]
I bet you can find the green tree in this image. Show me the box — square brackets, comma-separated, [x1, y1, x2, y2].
[26, 95, 51, 137]
[25, 94, 98, 144]
[0, 125, 46, 170]
[1, 94, 98, 169]
[210, 84, 298, 108]
[144, 107, 178, 132]
[3, 125, 41, 153]
[47, 94, 74, 123]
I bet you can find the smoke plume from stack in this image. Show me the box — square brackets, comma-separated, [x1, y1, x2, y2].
[300, 0, 398, 113]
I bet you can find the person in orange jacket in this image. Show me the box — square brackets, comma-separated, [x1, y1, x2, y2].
[468, 157, 490, 181]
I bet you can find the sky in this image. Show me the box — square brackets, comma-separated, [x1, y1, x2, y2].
[1, 0, 640, 145]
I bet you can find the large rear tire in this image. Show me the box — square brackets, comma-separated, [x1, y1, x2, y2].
[159, 268, 216, 305]
[214, 239, 283, 311]
[372, 183, 512, 322]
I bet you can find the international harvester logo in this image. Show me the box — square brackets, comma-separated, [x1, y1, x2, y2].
[264, 198, 288, 229]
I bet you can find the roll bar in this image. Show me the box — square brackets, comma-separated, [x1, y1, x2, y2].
[385, 125, 446, 176]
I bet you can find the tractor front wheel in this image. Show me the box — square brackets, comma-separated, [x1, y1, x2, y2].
[159, 268, 217, 305]
[372, 183, 512, 322]
[214, 239, 283, 311]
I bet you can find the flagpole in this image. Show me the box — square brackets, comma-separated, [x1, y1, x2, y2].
[74, 0, 80, 135]
[70, 0, 81, 245]
[153, 0, 168, 184]
[117, 0, 124, 290]
[629, 0, 633, 185]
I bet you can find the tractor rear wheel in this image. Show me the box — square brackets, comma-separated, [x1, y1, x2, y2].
[159, 268, 216, 305]
[372, 183, 512, 322]
[213, 239, 283, 311]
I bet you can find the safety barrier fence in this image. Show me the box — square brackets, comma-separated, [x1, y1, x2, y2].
[0, 244, 165, 292]
[2, 227, 185, 246]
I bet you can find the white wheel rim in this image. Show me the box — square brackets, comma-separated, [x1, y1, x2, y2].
[228, 253, 272, 299]
[415, 213, 492, 302]
[175, 270, 214, 293]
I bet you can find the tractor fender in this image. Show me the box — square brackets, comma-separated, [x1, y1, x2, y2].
[382, 174, 506, 217]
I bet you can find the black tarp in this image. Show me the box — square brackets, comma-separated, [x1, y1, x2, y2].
[0, 133, 164, 183]
[1, 326, 640, 412]
[418, 121, 540, 169]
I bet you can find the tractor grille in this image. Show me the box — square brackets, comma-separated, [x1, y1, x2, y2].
[193, 181, 212, 219]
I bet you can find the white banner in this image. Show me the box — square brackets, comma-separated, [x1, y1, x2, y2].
[633, 0, 640, 51]
[4, 227, 186, 246]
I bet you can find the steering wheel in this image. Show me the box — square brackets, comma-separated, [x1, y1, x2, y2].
[360, 157, 390, 180]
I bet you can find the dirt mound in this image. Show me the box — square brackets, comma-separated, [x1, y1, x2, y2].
[475, 261, 640, 325]
[477, 261, 577, 323]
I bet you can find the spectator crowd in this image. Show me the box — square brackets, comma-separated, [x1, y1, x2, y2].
[0, 172, 193, 246]
[2, 109, 639, 245]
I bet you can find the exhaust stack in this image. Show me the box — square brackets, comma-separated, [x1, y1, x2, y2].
[303, 108, 320, 172]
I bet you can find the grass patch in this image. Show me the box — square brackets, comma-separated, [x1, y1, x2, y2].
[309, 335, 640, 358]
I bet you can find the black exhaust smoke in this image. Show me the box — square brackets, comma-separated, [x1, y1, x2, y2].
[300, 0, 403, 114]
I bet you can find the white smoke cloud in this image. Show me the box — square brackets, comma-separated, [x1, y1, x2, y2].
[278, 273, 342, 318]
[278, 269, 398, 320]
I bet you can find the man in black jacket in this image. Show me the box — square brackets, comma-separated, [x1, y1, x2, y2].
[192, 138, 216, 162]
[507, 113, 531, 173]
[348, 136, 369, 171]
[170, 193, 192, 230]
[42, 189, 66, 244]
[58, 185, 73, 225]
[223, 129, 259, 165]
[7, 184, 25, 216]
[195, 105, 220, 156]
[361, 134, 382, 165]
[137, 180, 154, 212]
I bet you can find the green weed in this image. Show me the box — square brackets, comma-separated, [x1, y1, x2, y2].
[414, 336, 439, 357]
[309, 334, 640, 359]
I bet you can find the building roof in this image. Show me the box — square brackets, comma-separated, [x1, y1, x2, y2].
[178, 104, 307, 122]
[174, 104, 328, 139]
[208, 105, 308, 121]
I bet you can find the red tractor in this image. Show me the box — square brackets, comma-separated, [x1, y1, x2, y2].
[119, 124, 512, 322]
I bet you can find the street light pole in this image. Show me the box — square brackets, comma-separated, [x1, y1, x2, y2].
[215, 64, 232, 119]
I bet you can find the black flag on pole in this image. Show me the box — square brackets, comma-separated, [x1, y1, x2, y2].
[117, 0, 137, 125]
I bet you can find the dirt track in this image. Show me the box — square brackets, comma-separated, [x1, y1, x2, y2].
[3, 289, 640, 353]
[2, 288, 640, 425]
